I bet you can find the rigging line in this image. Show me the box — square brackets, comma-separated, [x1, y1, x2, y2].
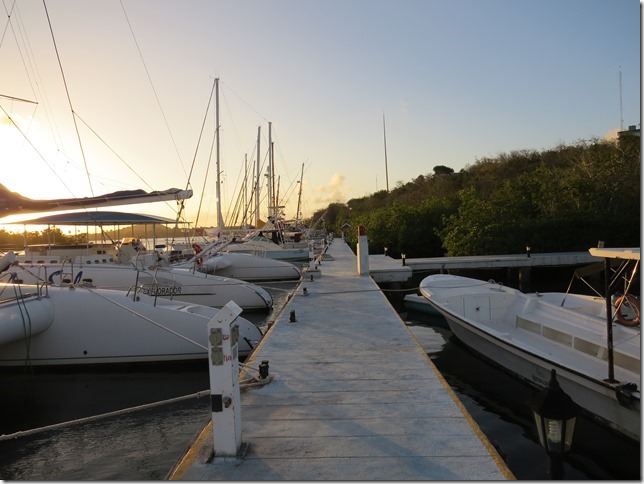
[119, 0, 187, 179]
[72, 112, 153, 191]
[10, 2, 71, 167]
[182, 79, 217, 233]
[193, 108, 217, 232]
[42, 0, 94, 197]
[0, 103, 76, 195]
[86, 285, 207, 350]
[0, 0, 17, 48]
[219, 79, 269, 123]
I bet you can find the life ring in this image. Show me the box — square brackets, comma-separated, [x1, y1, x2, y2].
[192, 243, 203, 254]
[195, 257, 203, 266]
[614, 294, 640, 327]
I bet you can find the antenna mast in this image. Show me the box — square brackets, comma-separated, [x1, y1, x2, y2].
[619, 66, 624, 130]
[383, 113, 390, 193]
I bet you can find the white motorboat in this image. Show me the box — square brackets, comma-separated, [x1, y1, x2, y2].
[419, 247, 640, 441]
[0, 281, 264, 367]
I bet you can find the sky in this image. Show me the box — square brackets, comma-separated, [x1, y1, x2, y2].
[0, 0, 640, 230]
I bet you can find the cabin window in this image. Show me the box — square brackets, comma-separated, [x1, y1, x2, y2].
[516, 316, 540, 334]
[542, 326, 573, 346]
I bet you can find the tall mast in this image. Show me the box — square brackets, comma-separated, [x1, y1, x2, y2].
[383, 112, 390, 193]
[243, 153, 248, 227]
[215, 78, 224, 233]
[296, 162, 304, 225]
[255, 126, 261, 227]
[267, 121, 274, 220]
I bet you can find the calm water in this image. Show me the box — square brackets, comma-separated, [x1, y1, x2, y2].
[403, 314, 640, 480]
[0, 274, 640, 480]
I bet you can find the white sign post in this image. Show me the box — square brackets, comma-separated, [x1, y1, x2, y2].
[357, 226, 369, 275]
[208, 300, 243, 457]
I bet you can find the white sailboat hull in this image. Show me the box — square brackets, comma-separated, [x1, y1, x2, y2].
[8, 261, 273, 311]
[193, 252, 302, 281]
[419, 274, 640, 441]
[0, 284, 263, 366]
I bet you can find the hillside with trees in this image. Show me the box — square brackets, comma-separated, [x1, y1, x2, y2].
[308, 134, 640, 258]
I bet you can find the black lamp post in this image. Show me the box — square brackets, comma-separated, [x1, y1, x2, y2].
[527, 369, 582, 479]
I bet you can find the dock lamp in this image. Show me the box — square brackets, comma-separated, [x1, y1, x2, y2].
[527, 369, 581, 479]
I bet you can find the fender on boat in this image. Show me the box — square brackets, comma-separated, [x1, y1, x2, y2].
[0, 251, 17, 273]
[0, 295, 55, 345]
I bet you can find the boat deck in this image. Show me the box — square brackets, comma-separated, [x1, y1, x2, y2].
[169, 238, 514, 481]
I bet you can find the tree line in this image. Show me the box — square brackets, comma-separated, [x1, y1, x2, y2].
[308, 134, 640, 258]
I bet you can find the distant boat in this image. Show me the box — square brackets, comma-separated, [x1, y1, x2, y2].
[188, 250, 302, 282]
[0, 282, 263, 367]
[419, 247, 640, 441]
[222, 231, 312, 263]
[5, 247, 273, 311]
[1, 211, 274, 311]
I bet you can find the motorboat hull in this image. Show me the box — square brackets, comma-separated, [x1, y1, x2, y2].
[419, 274, 640, 441]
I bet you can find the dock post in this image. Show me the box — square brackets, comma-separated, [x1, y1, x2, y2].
[357, 226, 369, 275]
[207, 301, 243, 457]
[308, 241, 316, 270]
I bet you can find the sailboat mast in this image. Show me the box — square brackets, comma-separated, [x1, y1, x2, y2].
[296, 162, 304, 225]
[255, 126, 261, 227]
[214, 78, 225, 233]
[243, 153, 248, 228]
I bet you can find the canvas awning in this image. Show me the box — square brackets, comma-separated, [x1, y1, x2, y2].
[7, 211, 177, 226]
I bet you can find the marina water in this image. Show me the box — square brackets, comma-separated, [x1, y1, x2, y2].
[0, 275, 639, 480]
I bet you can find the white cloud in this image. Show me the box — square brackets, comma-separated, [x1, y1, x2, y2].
[603, 128, 620, 140]
[312, 173, 348, 206]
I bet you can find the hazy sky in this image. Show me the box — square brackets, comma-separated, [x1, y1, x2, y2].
[0, 0, 640, 227]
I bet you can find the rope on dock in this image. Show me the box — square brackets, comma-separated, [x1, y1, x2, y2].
[1, 363, 274, 442]
[0, 389, 211, 442]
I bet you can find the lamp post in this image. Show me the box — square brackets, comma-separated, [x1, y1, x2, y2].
[527, 369, 581, 479]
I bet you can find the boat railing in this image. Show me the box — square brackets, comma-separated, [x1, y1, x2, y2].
[0, 267, 49, 300]
[487, 279, 506, 292]
[125, 265, 182, 307]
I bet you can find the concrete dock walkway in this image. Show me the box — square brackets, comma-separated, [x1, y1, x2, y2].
[169, 238, 514, 480]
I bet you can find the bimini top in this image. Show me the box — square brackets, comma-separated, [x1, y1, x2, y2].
[8, 211, 177, 226]
[589, 247, 640, 261]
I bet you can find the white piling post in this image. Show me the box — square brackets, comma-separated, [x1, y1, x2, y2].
[356, 226, 369, 276]
[308, 240, 315, 271]
[208, 300, 243, 457]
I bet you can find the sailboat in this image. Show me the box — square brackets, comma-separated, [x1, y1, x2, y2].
[1, 213, 274, 312]
[0, 6, 267, 367]
[0, 280, 263, 366]
[185, 80, 312, 271]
